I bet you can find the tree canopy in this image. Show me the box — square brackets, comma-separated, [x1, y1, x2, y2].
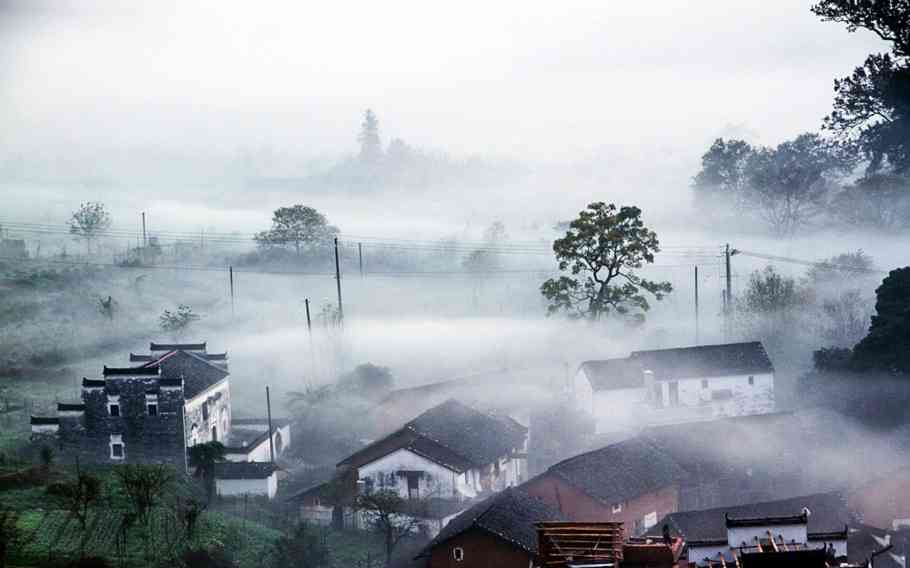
[254, 205, 338, 256]
[851, 266, 910, 373]
[69, 202, 112, 254]
[540, 202, 671, 321]
[811, 0, 910, 57]
[359, 109, 383, 163]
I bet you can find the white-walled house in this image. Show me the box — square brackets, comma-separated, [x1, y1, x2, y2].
[647, 492, 852, 567]
[575, 342, 776, 434]
[214, 462, 280, 499]
[290, 399, 528, 534]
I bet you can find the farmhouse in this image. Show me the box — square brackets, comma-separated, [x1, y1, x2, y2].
[523, 437, 686, 536]
[647, 492, 853, 567]
[214, 461, 281, 499]
[574, 341, 776, 434]
[413, 487, 566, 568]
[292, 399, 527, 531]
[30, 342, 290, 469]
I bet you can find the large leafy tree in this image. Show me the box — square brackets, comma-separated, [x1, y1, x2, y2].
[188, 441, 226, 502]
[745, 133, 852, 235]
[254, 205, 338, 256]
[822, 54, 910, 173]
[851, 266, 910, 373]
[811, 1, 910, 58]
[541, 202, 671, 321]
[830, 172, 910, 228]
[69, 201, 112, 255]
[692, 138, 754, 209]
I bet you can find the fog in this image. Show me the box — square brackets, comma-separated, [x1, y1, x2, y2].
[2, 2, 910, 565]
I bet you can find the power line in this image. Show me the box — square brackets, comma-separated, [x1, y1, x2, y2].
[736, 250, 888, 275]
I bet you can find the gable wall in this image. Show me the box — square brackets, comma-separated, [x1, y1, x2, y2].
[522, 473, 678, 536]
[184, 379, 231, 447]
[428, 528, 531, 568]
[359, 448, 463, 499]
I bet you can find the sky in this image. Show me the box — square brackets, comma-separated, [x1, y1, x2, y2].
[0, 0, 893, 163]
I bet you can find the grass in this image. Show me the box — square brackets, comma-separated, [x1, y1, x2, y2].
[0, 464, 388, 568]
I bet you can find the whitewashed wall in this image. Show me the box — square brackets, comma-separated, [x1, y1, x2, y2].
[223, 424, 291, 462]
[359, 448, 467, 499]
[215, 473, 277, 499]
[592, 387, 649, 434]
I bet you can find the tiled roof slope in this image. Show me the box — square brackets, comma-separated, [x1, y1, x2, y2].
[547, 437, 687, 504]
[407, 399, 527, 468]
[579, 358, 645, 391]
[425, 487, 566, 555]
[649, 492, 853, 543]
[630, 341, 774, 380]
[144, 350, 228, 399]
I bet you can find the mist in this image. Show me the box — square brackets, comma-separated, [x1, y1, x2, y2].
[2, 1, 910, 567]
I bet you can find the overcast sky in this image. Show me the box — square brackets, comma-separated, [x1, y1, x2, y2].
[0, 0, 891, 162]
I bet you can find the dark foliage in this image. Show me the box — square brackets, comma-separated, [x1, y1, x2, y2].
[270, 523, 330, 568]
[851, 266, 910, 372]
[541, 202, 671, 321]
[181, 547, 235, 568]
[811, 0, 910, 57]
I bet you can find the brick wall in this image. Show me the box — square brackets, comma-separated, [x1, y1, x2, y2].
[428, 527, 532, 568]
[58, 378, 186, 467]
[523, 473, 679, 536]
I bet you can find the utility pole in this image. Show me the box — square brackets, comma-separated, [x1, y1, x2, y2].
[334, 237, 344, 324]
[229, 266, 235, 317]
[695, 264, 699, 346]
[141, 212, 147, 247]
[304, 298, 312, 332]
[724, 243, 732, 313]
[358, 242, 363, 278]
[265, 386, 275, 464]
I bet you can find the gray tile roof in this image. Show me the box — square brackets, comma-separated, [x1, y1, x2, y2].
[547, 437, 688, 504]
[648, 492, 853, 544]
[631, 341, 774, 380]
[425, 487, 565, 555]
[579, 358, 645, 391]
[407, 399, 527, 468]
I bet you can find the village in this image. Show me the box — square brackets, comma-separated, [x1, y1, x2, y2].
[19, 336, 909, 568]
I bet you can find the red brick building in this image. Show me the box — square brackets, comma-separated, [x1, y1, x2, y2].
[523, 437, 686, 536]
[415, 487, 565, 568]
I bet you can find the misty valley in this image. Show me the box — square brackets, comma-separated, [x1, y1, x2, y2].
[2, 2, 910, 568]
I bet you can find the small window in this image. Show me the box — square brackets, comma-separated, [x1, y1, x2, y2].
[109, 403, 120, 417]
[612, 502, 623, 514]
[147, 403, 158, 416]
[748, 375, 755, 386]
[110, 434, 125, 460]
[202, 404, 209, 421]
[701, 379, 708, 389]
[453, 547, 464, 562]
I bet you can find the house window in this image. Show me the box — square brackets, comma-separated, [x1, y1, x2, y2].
[146, 394, 158, 416]
[202, 403, 209, 421]
[107, 395, 120, 417]
[612, 502, 623, 514]
[406, 472, 420, 500]
[110, 434, 125, 460]
[748, 375, 755, 386]
[701, 379, 708, 389]
[453, 547, 464, 562]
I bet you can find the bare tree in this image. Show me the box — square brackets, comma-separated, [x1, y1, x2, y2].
[355, 490, 423, 566]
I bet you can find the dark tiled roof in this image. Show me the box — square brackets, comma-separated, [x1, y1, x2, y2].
[630, 341, 774, 380]
[726, 512, 807, 528]
[547, 437, 687, 504]
[148, 350, 228, 399]
[214, 461, 279, 480]
[578, 358, 645, 391]
[30, 416, 59, 425]
[129, 354, 154, 362]
[103, 365, 160, 377]
[82, 378, 105, 388]
[158, 378, 183, 388]
[649, 492, 853, 543]
[404, 436, 476, 473]
[57, 403, 85, 412]
[150, 342, 207, 351]
[406, 399, 527, 468]
[425, 488, 566, 555]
